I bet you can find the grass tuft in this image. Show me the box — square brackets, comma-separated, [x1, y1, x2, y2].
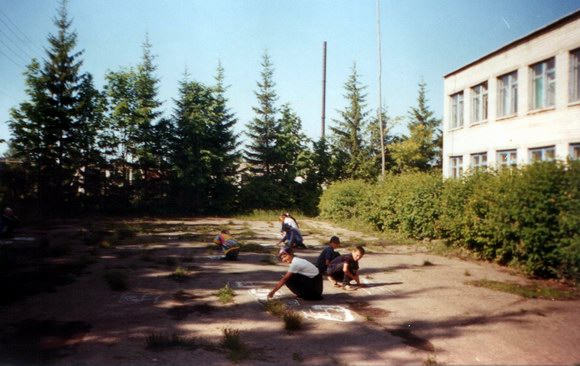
[423, 260, 434, 266]
[170, 266, 190, 281]
[264, 300, 287, 317]
[283, 310, 303, 331]
[464, 269, 471, 277]
[222, 328, 250, 362]
[216, 283, 235, 304]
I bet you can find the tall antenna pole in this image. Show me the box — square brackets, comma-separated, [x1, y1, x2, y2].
[376, 0, 385, 178]
[321, 41, 327, 139]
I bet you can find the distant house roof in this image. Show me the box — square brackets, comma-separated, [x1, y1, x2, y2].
[444, 9, 580, 78]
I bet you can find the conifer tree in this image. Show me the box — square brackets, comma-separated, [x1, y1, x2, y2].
[244, 51, 282, 176]
[330, 63, 370, 179]
[8, 0, 90, 213]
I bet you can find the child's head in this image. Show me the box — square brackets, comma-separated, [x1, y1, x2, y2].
[352, 246, 365, 261]
[329, 236, 340, 248]
[278, 246, 294, 263]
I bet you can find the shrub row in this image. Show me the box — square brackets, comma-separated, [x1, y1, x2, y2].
[319, 161, 580, 280]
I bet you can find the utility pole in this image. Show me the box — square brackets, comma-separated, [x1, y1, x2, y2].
[377, 0, 386, 178]
[321, 41, 327, 139]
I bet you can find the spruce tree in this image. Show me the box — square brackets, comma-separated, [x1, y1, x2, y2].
[244, 51, 282, 176]
[330, 63, 370, 179]
[8, 0, 88, 213]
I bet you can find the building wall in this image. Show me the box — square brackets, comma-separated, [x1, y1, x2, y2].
[443, 16, 580, 178]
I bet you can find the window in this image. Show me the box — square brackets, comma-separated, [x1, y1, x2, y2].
[497, 150, 517, 168]
[471, 82, 488, 123]
[529, 146, 555, 162]
[498, 71, 518, 117]
[449, 156, 463, 178]
[531, 58, 555, 109]
[450, 92, 464, 129]
[570, 49, 580, 103]
[471, 153, 487, 170]
[570, 143, 580, 160]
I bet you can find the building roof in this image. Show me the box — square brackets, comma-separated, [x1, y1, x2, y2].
[444, 9, 580, 78]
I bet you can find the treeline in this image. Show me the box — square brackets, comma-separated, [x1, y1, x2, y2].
[1, 2, 442, 217]
[319, 162, 580, 280]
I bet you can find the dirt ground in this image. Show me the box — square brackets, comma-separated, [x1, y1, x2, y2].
[0, 217, 579, 366]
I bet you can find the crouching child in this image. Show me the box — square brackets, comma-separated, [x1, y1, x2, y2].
[213, 229, 240, 260]
[268, 247, 323, 301]
[326, 246, 365, 290]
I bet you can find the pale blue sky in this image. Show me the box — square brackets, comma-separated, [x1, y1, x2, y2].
[1, 0, 579, 154]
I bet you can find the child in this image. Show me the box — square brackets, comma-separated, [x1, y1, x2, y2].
[326, 246, 365, 290]
[316, 236, 341, 274]
[0, 207, 18, 238]
[268, 247, 323, 301]
[277, 223, 306, 249]
[213, 229, 240, 260]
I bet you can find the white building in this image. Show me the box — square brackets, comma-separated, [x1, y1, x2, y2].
[442, 10, 580, 178]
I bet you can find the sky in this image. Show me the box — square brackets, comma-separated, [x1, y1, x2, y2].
[1, 0, 579, 154]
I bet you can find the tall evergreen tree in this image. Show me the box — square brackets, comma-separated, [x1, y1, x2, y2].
[390, 80, 442, 172]
[240, 51, 289, 210]
[330, 63, 370, 179]
[8, 0, 88, 213]
[244, 51, 282, 176]
[207, 62, 240, 213]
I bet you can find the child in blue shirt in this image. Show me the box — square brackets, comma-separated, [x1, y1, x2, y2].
[316, 236, 341, 274]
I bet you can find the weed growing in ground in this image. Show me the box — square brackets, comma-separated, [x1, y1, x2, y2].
[283, 310, 303, 331]
[464, 270, 471, 276]
[104, 270, 128, 291]
[222, 327, 250, 362]
[423, 260, 433, 266]
[170, 267, 189, 281]
[217, 284, 235, 304]
[264, 300, 287, 317]
[423, 354, 438, 365]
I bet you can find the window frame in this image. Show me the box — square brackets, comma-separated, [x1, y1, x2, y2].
[450, 92, 464, 129]
[497, 149, 518, 169]
[570, 143, 580, 160]
[449, 156, 463, 178]
[529, 146, 556, 162]
[497, 71, 518, 117]
[471, 82, 488, 124]
[470, 152, 488, 171]
[569, 49, 580, 103]
[530, 58, 556, 110]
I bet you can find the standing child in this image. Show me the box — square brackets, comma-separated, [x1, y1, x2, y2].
[316, 236, 341, 274]
[213, 229, 240, 260]
[268, 247, 323, 301]
[327, 246, 365, 290]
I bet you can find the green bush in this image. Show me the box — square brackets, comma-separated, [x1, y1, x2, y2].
[319, 162, 580, 280]
[319, 180, 370, 221]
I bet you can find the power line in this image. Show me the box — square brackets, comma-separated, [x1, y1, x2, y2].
[0, 47, 25, 69]
[0, 9, 44, 57]
[0, 27, 35, 61]
[0, 35, 28, 64]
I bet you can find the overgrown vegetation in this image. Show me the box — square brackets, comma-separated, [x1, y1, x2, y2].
[320, 161, 580, 281]
[283, 310, 303, 331]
